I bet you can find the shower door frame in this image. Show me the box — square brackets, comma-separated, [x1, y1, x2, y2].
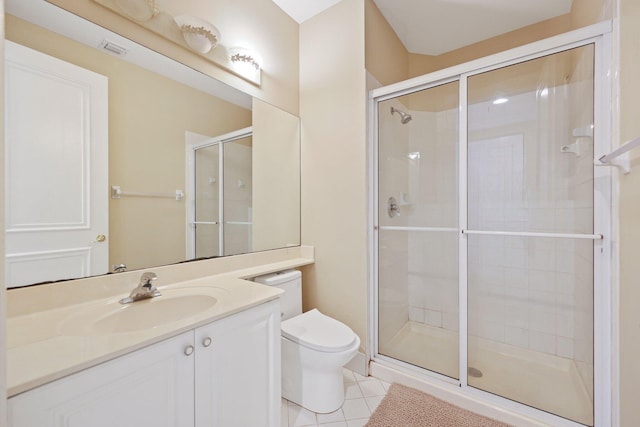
[368, 21, 613, 427]
[186, 127, 253, 259]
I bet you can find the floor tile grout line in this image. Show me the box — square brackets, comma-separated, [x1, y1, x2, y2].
[285, 369, 389, 427]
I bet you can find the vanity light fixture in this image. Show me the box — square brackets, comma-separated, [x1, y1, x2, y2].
[229, 47, 262, 73]
[115, 0, 158, 22]
[174, 15, 221, 54]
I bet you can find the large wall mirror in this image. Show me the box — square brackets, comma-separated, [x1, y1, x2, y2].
[5, 0, 300, 288]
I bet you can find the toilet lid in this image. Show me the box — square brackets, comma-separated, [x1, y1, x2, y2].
[281, 309, 357, 352]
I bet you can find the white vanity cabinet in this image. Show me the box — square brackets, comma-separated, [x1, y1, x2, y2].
[195, 299, 281, 427]
[8, 299, 281, 427]
[8, 330, 196, 427]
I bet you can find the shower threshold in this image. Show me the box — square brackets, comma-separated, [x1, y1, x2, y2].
[380, 321, 593, 426]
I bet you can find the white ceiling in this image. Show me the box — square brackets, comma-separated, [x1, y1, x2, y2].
[271, 0, 343, 24]
[272, 0, 574, 55]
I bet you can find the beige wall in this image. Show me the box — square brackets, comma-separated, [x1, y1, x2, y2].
[618, 0, 640, 424]
[409, 0, 610, 77]
[366, 0, 611, 85]
[48, 0, 299, 115]
[407, 14, 572, 77]
[364, 0, 408, 87]
[6, 15, 251, 271]
[252, 98, 300, 251]
[300, 0, 368, 352]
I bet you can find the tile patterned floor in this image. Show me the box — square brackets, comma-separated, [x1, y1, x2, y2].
[281, 369, 391, 427]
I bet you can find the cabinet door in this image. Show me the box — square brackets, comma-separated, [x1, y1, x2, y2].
[8, 331, 195, 427]
[195, 300, 281, 427]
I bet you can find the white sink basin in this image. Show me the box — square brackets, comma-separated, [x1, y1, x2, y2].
[59, 287, 224, 335]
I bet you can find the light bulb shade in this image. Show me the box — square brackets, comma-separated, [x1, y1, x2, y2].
[115, 0, 158, 21]
[229, 47, 262, 72]
[174, 15, 220, 54]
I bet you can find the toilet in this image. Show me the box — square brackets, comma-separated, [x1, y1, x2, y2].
[254, 269, 360, 414]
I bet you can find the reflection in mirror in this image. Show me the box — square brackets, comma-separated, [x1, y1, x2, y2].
[187, 127, 254, 259]
[4, 0, 300, 288]
[91, 0, 263, 84]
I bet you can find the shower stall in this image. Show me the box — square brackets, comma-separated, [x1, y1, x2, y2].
[187, 128, 253, 259]
[370, 27, 611, 427]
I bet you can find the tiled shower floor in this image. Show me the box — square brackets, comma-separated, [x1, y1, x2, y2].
[281, 369, 390, 427]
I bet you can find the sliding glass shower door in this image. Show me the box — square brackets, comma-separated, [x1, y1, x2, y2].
[191, 129, 253, 259]
[377, 81, 460, 379]
[194, 143, 221, 258]
[465, 45, 595, 426]
[375, 41, 604, 426]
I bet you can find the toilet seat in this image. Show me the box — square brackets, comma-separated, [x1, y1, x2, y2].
[281, 309, 357, 352]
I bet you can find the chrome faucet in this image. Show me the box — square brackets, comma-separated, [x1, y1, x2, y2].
[119, 272, 161, 304]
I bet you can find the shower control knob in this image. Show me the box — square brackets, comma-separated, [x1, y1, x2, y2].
[387, 197, 400, 218]
[184, 345, 194, 356]
[202, 337, 212, 347]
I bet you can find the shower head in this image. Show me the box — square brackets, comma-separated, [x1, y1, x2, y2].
[390, 106, 412, 124]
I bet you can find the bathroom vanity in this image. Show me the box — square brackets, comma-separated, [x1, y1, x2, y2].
[9, 300, 279, 426]
[6, 247, 314, 427]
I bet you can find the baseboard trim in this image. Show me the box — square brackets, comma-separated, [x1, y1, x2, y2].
[345, 351, 367, 376]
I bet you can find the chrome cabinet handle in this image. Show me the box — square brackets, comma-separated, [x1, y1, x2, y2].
[184, 345, 194, 356]
[202, 337, 212, 347]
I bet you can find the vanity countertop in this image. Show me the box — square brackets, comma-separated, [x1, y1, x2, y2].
[6, 247, 314, 397]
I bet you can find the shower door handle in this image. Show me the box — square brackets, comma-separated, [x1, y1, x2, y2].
[387, 197, 400, 218]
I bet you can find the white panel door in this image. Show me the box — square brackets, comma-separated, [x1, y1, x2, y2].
[8, 331, 195, 427]
[4, 41, 109, 287]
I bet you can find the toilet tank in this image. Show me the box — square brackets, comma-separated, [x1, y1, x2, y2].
[254, 269, 302, 320]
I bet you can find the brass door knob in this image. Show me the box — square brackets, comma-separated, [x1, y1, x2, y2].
[96, 234, 106, 242]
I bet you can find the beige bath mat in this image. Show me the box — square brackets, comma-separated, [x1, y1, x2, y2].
[365, 383, 512, 427]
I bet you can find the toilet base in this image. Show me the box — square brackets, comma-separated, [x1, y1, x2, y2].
[282, 362, 346, 414]
[281, 335, 360, 414]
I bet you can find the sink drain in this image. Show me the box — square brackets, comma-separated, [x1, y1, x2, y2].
[468, 367, 483, 378]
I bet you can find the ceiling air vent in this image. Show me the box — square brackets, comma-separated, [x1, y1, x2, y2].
[99, 40, 128, 56]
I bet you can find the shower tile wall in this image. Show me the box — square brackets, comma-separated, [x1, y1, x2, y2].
[224, 141, 253, 256]
[406, 109, 459, 332]
[378, 103, 411, 350]
[194, 141, 253, 258]
[195, 145, 221, 258]
[569, 45, 596, 399]
[467, 81, 593, 364]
